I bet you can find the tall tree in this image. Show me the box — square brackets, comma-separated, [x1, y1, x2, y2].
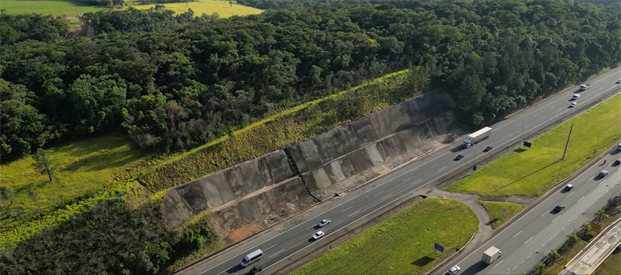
[32, 148, 58, 182]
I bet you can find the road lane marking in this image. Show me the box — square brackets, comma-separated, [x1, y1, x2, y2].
[578, 196, 585, 202]
[513, 266, 518, 270]
[567, 192, 573, 197]
[551, 105, 556, 108]
[492, 260, 504, 269]
[527, 254, 532, 259]
[525, 236, 534, 244]
[265, 244, 278, 251]
[374, 190, 385, 196]
[541, 211, 547, 217]
[405, 176, 414, 182]
[430, 163, 439, 169]
[438, 166, 447, 172]
[534, 113, 540, 117]
[553, 216, 560, 222]
[513, 231, 522, 238]
[267, 249, 285, 259]
[520, 260, 525, 265]
[348, 210, 361, 217]
[341, 206, 353, 212]
[381, 194, 392, 201]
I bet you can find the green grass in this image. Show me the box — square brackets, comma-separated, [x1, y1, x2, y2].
[0, 134, 150, 230]
[594, 247, 621, 275]
[0, 0, 108, 17]
[445, 93, 621, 197]
[542, 240, 589, 275]
[478, 201, 527, 229]
[127, 0, 263, 18]
[291, 198, 478, 275]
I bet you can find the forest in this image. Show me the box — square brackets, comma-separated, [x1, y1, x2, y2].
[2, 0, 620, 162]
[0, 1, 620, 273]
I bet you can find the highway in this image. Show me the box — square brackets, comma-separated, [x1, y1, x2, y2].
[178, 68, 621, 275]
[447, 152, 621, 275]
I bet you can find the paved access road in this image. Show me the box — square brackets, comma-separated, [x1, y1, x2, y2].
[179, 69, 621, 275]
[446, 153, 621, 275]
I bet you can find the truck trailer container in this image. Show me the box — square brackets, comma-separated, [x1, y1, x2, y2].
[463, 127, 492, 148]
[482, 246, 502, 265]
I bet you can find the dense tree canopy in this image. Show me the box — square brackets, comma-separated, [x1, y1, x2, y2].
[1, 0, 620, 163]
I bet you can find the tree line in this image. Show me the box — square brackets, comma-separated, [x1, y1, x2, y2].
[1, 0, 620, 164]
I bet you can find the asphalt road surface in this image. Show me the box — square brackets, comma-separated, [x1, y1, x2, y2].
[179, 69, 621, 275]
[444, 152, 621, 275]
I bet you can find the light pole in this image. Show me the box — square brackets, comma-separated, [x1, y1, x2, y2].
[507, 268, 511, 275]
[567, 221, 576, 234]
[593, 125, 605, 156]
[517, 121, 525, 142]
[471, 143, 478, 173]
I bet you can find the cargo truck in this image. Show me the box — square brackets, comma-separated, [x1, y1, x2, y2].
[482, 246, 502, 265]
[463, 127, 492, 148]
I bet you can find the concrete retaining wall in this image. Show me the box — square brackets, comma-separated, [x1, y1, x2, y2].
[162, 91, 458, 241]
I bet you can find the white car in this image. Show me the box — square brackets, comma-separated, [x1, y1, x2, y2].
[565, 184, 574, 191]
[571, 94, 580, 100]
[312, 231, 325, 240]
[570, 102, 577, 108]
[318, 219, 331, 228]
[445, 265, 461, 275]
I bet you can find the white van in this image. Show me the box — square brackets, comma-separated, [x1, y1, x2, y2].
[240, 249, 263, 267]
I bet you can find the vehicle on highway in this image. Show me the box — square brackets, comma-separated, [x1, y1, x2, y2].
[249, 266, 263, 275]
[463, 127, 492, 147]
[554, 204, 566, 212]
[318, 219, 331, 228]
[614, 159, 621, 166]
[445, 265, 461, 275]
[617, 79, 621, 84]
[598, 170, 609, 178]
[240, 249, 263, 267]
[564, 184, 574, 191]
[482, 246, 502, 264]
[569, 102, 577, 108]
[454, 154, 464, 161]
[484, 145, 493, 152]
[571, 94, 580, 100]
[617, 142, 621, 151]
[580, 84, 591, 91]
[312, 231, 325, 240]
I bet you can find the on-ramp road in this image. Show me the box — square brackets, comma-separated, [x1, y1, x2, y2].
[444, 150, 621, 275]
[178, 69, 621, 275]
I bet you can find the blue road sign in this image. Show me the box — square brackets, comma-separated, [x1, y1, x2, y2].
[434, 242, 444, 253]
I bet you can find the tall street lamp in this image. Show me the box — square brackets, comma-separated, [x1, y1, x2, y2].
[567, 220, 576, 234]
[594, 125, 605, 156]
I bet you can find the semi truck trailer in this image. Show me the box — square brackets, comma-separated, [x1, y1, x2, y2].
[463, 127, 492, 148]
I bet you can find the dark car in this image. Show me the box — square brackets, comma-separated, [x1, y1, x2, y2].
[598, 170, 609, 178]
[554, 204, 566, 212]
[564, 184, 574, 191]
[249, 266, 263, 275]
[484, 146, 493, 152]
[454, 154, 465, 161]
[614, 159, 621, 166]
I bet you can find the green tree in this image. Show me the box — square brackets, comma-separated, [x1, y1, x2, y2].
[32, 148, 58, 182]
[567, 233, 579, 246]
[537, 263, 546, 273]
[549, 249, 560, 262]
[28, 189, 40, 211]
[581, 222, 592, 237]
[595, 209, 609, 224]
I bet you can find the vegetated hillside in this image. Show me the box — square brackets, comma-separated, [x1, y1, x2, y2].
[2, 0, 620, 163]
[1, 1, 621, 274]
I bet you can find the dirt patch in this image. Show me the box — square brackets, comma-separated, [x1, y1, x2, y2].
[225, 223, 264, 244]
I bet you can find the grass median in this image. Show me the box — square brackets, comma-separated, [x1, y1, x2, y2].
[445, 93, 621, 197]
[291, 197, 478, 275]
[1, 0, 107, 17]
[478, 201, 526, 229]
[128, 0, 263, 18]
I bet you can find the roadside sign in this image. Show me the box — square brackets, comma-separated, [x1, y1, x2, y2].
[434, 242, 444, 253]
[502, 208, 506, 216]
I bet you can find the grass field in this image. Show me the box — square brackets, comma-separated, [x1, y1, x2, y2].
[478, 201, 526, 229]
[0, 134, 150, 229]
[291, 198, 478, 275]
[0, 0, 107, 17]
[128, 0, 263, 18]
[445, 93, 621, 197]
[594, 247, 621, 275]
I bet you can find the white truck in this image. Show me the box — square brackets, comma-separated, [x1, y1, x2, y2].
[482, 246, 502, 265]
[580, 84, 591, 91]
[463, 127, 492, 148]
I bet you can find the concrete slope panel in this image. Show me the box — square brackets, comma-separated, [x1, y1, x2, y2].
[177, 180, 209, 213]
[369, 101, 417, 138]
[238, 158, 267, 192]
[239, 198, 261, 223]
[376, 135, 407, 161]
[349, 117, 379, 144]
[288, 139, 323, 173]
[259, 150, 294, 184]
[162, 189, 196, 228]
[314, 126, 364, 165]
